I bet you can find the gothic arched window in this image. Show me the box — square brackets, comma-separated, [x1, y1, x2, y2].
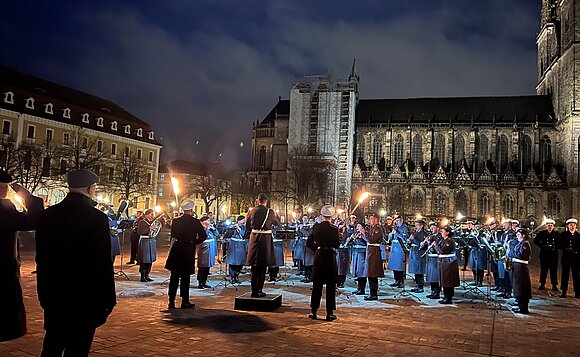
[479, 193, 491, 216]
[411, 191, 423, 213]
[541, 135, 552, 163]
[388, 187, 403, 213]
[549, 194, 561, 219]
[434, 193, 446, 215]
[520, 134, 532, 171]
[455, 191, 468, 215]
[477, 134, 489, 170]
[258, 146, 266, 168]
[411, 134, 423, 166]
[525, 195, 537, 217]
[372, 135, 383, 165]
[502, 194, 515, 219]
[433, 133, 445, 164]
[498, 135, 509, 170]
[393, 134, 404, 166]
[454, 134, 465, 163]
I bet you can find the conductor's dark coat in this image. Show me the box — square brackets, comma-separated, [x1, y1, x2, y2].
[165, 214, 207, 274]
[0, 196, 43, 341]
[35, 193, 116, 330]
[245, 205, 280, 266]
[365, 225, 385, 278]
[307, 221, 340, 283]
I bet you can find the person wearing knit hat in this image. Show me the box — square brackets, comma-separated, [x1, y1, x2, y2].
[533, 218, 560, 291]
[0, 169, 44, 342]
[559, 218, 580, 298]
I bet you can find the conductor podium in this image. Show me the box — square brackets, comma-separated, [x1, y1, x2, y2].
[234, 293, 282, 312]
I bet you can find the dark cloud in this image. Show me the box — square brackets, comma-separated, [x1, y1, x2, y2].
[0, 0, 541, 169]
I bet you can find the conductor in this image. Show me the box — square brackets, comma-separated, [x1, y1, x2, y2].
[307, 205, 340, 321]
[245, 193, 280, 297]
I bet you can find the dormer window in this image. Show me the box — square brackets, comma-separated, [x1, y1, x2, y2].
[44, 103, 53, 114]
[124, 125, 131, 134]
[82, 113, 89, 123]
[96, 117, 104, 127]
[4, 92, 14, 104]
[148, 131, 155, 140]
[136, 128, 143, 137]
[25, 98, 34, 109]
[111, 121, 117, 131]
[63, 108, 71, 119]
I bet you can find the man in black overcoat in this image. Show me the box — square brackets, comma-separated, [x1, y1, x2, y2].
[36, 169, 116, 357]
[307, 205, 340, 321]
[165, 200, 207, 309]
[245, 193, 280, 297]
[534, 218, 560, 291]
[0, 169, 44, 341]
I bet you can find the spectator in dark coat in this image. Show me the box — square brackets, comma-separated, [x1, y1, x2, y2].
[0, 169, 44, 341]
[36, 169, 116, 357]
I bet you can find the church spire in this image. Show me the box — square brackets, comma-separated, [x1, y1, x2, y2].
[349, 58, 359, 82]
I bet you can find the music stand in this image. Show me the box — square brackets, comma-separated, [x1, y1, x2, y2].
[212, 232, 239, 291]
[393, 248, 421, 301]
[114, 219, 133, 280]
[462, 248, 487, 300]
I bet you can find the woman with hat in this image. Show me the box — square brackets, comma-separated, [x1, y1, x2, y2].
[307, 205, 340, 321]
[559, 218, 580, 298]
[437, 226, 460, 304]
[508, 228, 532, 314]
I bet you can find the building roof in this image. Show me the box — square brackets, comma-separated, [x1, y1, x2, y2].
[0, 66, 161, 145]
[356, 96, 556, 126]
[258, 99, 289, 127]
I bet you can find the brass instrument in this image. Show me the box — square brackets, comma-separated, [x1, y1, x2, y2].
[149, 212, 167, 238]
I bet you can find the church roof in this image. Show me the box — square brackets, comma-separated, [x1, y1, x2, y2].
[356, 95, 556, 126]
[258, 98, 289, 127]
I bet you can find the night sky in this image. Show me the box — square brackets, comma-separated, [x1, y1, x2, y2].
[0, 0, 541, 169]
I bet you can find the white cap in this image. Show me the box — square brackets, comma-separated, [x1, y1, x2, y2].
[545, 218, 556, 225]
[566, 218, 578, 225]
[320, 205, 336, 217]
[511, 219, 520, 225]
[181, 200, 194, 211]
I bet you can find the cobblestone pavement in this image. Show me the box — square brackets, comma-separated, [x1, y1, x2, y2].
[2, 231, 580, 356]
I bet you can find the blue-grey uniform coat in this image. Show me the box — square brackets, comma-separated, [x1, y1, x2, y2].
[387, 224, 408, 272]
[408, 229, 428, 275]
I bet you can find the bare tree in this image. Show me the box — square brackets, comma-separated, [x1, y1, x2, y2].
[185, 164, 231, 218]
[229, 171, 259, 214]
[53, 127, 106, 171]
[286, 145, 337, 214]
[105, 153, 155, 203]
[8, 141, 53, 193]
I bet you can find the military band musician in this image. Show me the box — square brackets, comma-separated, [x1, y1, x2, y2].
[534, 218, 560, 291]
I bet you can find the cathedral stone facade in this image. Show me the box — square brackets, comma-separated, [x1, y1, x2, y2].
[247, 0, 580, 224]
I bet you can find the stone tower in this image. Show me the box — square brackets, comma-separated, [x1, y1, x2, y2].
[536, 0, 580, 217]
[288, 63, 359, 209]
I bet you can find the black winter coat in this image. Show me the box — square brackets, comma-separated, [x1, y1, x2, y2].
[0, 196, 43, 341]
[35, 193, 116, 330]
[165, 214, 207, 274]
[307, 221, 340, 283]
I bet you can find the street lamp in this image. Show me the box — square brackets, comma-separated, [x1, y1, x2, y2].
[350, 191, 370, 215]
